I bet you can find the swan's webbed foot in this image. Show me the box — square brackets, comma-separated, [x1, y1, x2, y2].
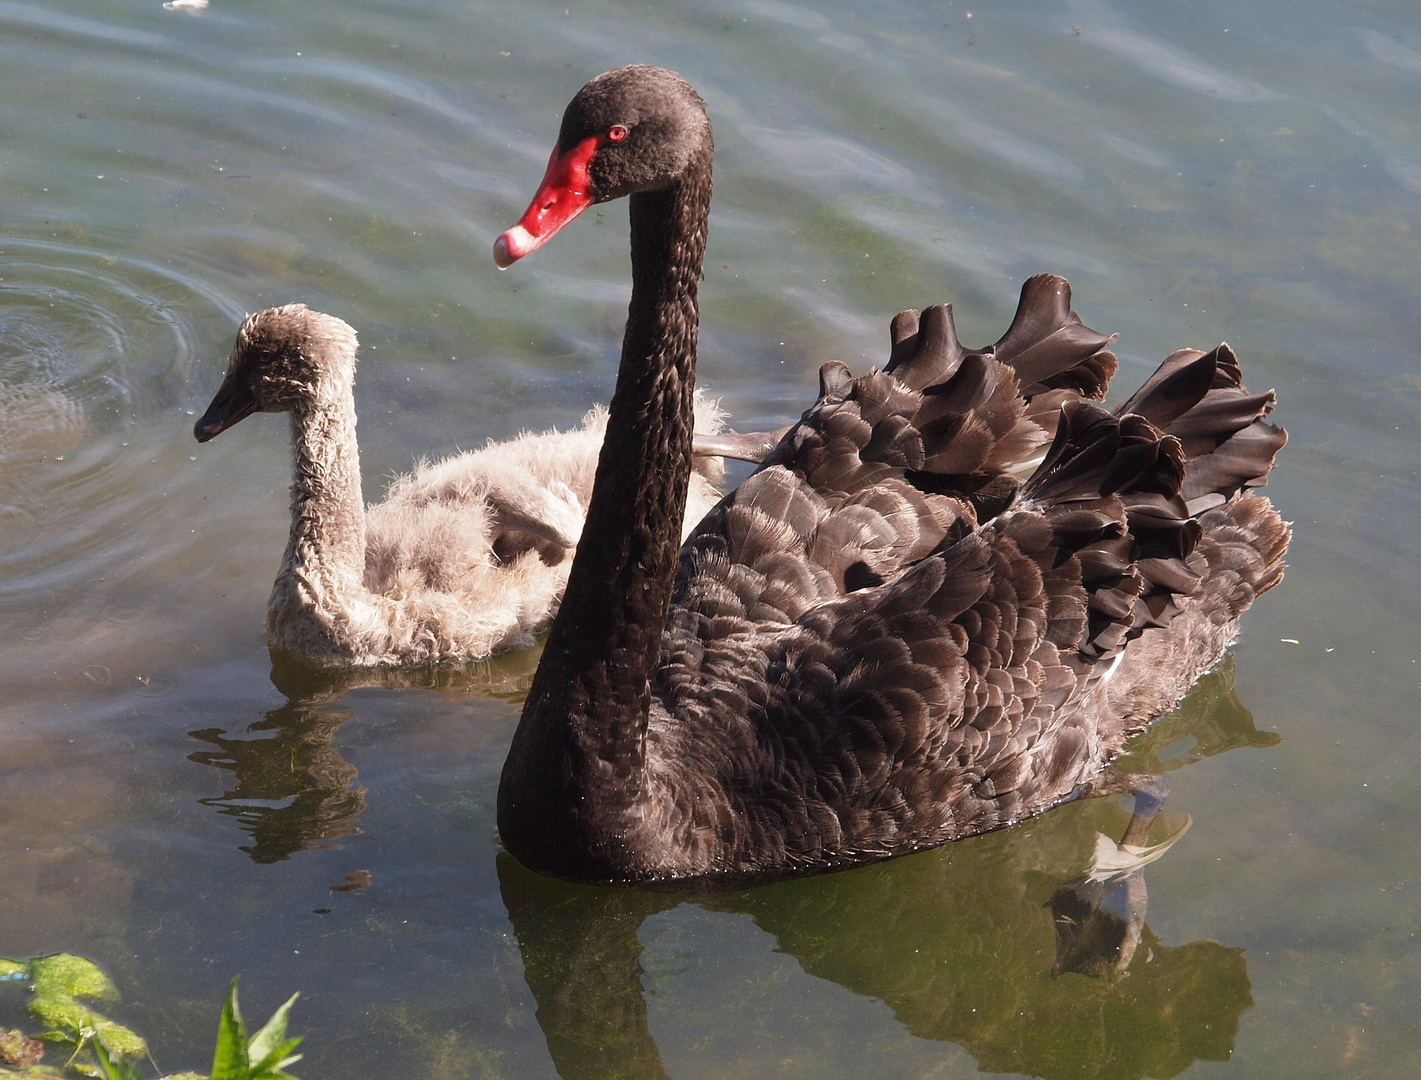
[1049, 772, 1183, 980]
[1078, 770, 1170, 846]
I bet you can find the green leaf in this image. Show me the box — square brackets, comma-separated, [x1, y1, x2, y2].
[246, 993, 298, 1068]
[94, 1037, 145, 1080]
[208, 979, 302, 1080]
[250, 1038, 304, 1080]
[209, 978, 251, 1080]
[6, 961, 303, 1080]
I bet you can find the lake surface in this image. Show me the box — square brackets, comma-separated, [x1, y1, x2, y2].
[2, 1, 1419, 1077]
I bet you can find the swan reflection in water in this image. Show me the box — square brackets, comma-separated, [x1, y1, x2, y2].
[184, 652, 1275, 1079]
[186, 648, 540, 864]
[499, 655, 1277, 1080]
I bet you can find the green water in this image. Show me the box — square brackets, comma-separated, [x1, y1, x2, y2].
[2, 1, 1419, 1077]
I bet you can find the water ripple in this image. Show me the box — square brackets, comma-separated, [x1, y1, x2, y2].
[1082, 24, 1268, 103]
[274, 56, 499, 138]
[0, 1, 166, 49]
[1358, 28, 1421, 76]
[739, 125, 923, 193]
[0, 235, 243, 436]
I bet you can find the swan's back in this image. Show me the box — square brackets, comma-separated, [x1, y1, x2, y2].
[644, 276, 1286, 875]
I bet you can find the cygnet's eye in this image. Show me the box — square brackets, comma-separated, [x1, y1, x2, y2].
[607, 124, 628, 142]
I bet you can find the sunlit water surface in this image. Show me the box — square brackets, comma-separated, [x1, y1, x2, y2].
[2, 1, 1420, 1077]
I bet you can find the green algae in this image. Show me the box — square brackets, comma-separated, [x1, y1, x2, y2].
[22, 954, 145, 1067]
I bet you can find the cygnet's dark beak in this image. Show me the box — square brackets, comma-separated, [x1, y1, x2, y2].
[193, 375, 259, 442]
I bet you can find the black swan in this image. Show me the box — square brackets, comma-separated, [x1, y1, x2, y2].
[493, 65, 1288, 882]
[192, 303, 738, 666]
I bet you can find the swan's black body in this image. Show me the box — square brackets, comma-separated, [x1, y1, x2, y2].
[496, 65, 1288, 883]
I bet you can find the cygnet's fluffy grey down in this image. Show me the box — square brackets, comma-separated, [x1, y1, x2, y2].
[193, 304, 730, 667]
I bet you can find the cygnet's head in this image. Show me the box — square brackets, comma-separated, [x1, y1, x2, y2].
[194, 304, 358, 443]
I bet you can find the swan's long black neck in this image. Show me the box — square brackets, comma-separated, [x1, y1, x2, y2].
[500, 149, 712, 880]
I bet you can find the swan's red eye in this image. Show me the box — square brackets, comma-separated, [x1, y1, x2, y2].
[607, 124, 628, 142]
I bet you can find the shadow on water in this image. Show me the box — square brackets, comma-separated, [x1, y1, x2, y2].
[498, 655, 1275, 1080]
[186, 646, 542, 863]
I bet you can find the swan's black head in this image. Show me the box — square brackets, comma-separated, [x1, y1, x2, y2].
[494, 64, 711, 267]
[193, 304, 358, 442]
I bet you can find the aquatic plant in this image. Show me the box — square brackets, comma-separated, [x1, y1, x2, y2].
[0, 959, 299, 1080]
[193, 980, 302, 1080]
[0, 953, 144, 1076]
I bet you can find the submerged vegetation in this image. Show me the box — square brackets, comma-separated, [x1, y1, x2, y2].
[0, 958, 299, 1080]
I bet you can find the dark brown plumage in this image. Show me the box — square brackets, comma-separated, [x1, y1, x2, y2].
[495, 65, 1288, 883]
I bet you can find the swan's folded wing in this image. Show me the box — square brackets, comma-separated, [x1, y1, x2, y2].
[884, 275, 1118, 401]
[656, 282, 1286, 872]
[657, 416, 1160, 862]
[655, 505, 1122, 868]
[675, 275, 1119, 619]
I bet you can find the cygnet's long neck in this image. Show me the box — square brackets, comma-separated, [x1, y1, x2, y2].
[270, 375, 369, 633]
[500, 146, 712, 878]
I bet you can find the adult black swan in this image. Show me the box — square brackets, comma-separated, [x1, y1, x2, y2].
[493, 64, 1288, 883]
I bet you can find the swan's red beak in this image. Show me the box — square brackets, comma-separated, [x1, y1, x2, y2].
[494, 135, 600, 268]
